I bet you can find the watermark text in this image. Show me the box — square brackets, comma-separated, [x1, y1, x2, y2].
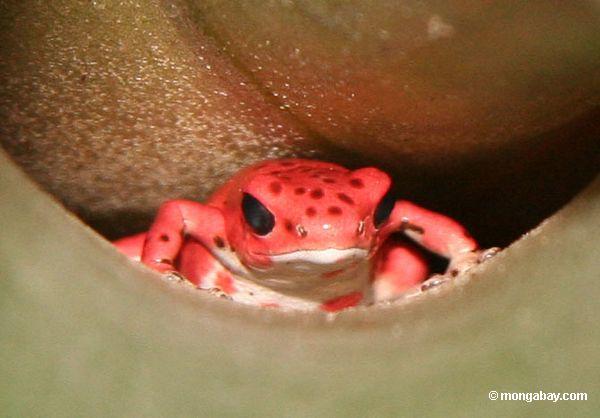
[488, 390, 587, 403]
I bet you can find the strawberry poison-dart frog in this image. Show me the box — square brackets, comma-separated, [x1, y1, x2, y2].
[114, 159, 491, 312]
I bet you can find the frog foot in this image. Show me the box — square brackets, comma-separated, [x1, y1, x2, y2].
[446, 247, 501, 277]
[477, 246, 501, 263]
[420, 274, 451, 291]
[163, 270, 187, 283]
[421, 247, 501, 292]
[208, 287, 233, 300]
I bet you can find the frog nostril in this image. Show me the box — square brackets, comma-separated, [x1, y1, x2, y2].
[296, 225, 308, 238]
[357, 220, 366, 236]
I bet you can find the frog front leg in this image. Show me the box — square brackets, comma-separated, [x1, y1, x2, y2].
[141, 199, 226, 274]
[383, 200, 483, 276]
[372, 238, 429, 301]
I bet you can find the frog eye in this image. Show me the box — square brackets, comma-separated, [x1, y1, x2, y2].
[373, 189, 396, 228]
[242, 193, 275, 236]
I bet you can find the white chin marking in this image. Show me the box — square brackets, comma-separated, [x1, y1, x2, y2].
[270, 248, 368, 268]
[248, 248, 370, 291]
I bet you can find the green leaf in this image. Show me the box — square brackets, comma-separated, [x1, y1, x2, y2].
[1, 153, 599, 416]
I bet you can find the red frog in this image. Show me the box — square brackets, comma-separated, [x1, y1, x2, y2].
[115, 159, 493, 311]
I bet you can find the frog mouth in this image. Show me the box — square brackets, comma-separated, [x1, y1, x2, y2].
[268, 248, 368, 271]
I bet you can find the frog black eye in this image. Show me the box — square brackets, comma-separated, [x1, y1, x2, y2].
[242, 193, 275, 235]
[374, 189, 396, 228]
